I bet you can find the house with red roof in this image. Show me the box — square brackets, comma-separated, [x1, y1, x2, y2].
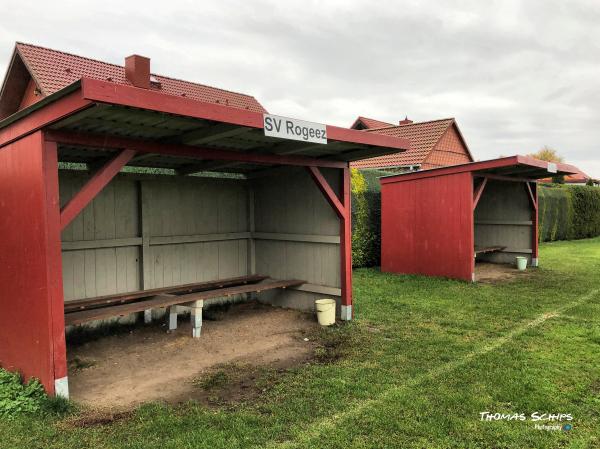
[540, 167, 598, 186]
[350, 116, 474, 171]
[0, 42, 266, 120]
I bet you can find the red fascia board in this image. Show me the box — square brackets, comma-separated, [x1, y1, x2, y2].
[380, 155, 579, 185]
[44, 129, 347, 169]
[326, 125, 409, 151]
[81, 78, 409, 151]
[0, 89, 93, 149]
[81, 78, 263, 128]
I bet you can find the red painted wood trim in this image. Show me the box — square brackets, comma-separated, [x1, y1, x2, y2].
[81, 78, 409, 151]
[42, 139, 68, 386]
[533, 183, 539, 259]
[82, 78, 264, 129]
[472, 177, 488, 210]
[474, 173, 533, 183]
[326, 125, 409, 150]
[380, 155, 579, 185]
[525, 182, 537, 209]
[340, 166, 352, 308]
[45, 130, 347, 169]
[469, 175, 475, 281]
[60, 149, 136, 230]
[0, 91, 92, 149]
[306, 166, 346, 219]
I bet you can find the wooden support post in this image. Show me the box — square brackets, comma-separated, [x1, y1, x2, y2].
[340, 166, 352, 320]
[43, 138, 69, 398]
[168, 305, 178, 331]
[531, 182, 539, 267]
[190, 300, 204, 338]
[60, 149, 136, 230]
[307, 165, 352, 320]
[140, 181, 154, 323]
[248, 186, 256, 275]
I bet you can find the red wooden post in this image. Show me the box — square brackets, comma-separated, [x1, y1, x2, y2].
[340, 166, 353, 320]
[306, 165, 353, 320]
[532, 182, 539, 267]
[42, 140, 69, 397]
[60, 149, 136, 230]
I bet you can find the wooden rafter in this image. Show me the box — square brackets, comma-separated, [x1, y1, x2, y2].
[473, 177, 488, 210]
[45, 130, 347, 169]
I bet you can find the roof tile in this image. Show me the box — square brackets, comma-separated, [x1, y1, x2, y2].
[352, 118, 457, 168]
[15, 42, 266, 113]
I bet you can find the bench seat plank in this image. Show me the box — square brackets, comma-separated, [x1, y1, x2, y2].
[65, 279, 305, 326]
[474, 246, 507, 255]
[64, 274, 268, 313]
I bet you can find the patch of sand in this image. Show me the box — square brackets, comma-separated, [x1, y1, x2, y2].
[67, 302, 318, 409]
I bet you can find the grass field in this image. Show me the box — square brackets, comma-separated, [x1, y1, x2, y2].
[1, 238, 599, 448]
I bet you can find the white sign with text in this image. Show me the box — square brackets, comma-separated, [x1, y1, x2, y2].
[263, 114, 327, 145]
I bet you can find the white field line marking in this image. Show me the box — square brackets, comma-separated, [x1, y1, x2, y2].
[265, 289, 599, 449]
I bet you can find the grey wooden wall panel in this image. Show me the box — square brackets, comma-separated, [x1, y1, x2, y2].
[62, 247, 140, 301]
[60, 173, 139, 242]
[60, 171, 249, 302]
[145, 178, 247, 237]
[474, 180, 533, 263]
[253, 167, 342, 311]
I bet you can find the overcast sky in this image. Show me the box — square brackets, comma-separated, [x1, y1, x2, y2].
[1, 0, 599, 176]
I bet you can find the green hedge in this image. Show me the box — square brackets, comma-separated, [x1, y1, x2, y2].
[539, 184, 600, 241]
[352, 173, 600, 268]
[351, 169, 387, 267]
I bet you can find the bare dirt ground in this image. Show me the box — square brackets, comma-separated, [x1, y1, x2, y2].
[67, 302, 319, 410]
[475, 262, 532, 283]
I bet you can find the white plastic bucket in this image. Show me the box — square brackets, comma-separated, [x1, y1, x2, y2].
[315, 298, 336, 326]
[516, 256, 528, 271]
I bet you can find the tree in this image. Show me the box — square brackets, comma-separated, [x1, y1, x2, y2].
[529, 146, 565, 183]
[528, 146, 564, 163]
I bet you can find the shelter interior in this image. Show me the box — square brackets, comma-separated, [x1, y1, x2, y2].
[473, 177, 537, 268]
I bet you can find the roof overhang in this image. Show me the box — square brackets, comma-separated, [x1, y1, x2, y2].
[380, 155, 579, 185]
[0, 78, 410, 175]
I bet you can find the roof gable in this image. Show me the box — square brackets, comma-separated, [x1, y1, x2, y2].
[352, 118, 473, 169]
[0, 42, 266, 119]
[350, 116, 394, 130]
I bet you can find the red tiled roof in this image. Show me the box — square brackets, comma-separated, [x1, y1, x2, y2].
[352, 118, 466, 168]
[540, 167, 597, 184]
[13, 42, 266, 113]
[350, 116, 394, 130]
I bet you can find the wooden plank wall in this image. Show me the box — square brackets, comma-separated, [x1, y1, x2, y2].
[474, 180, 533, 264]
[60, 172, 249, 303]
[251, 167, 342, 312]
[381, 172, 474, 281]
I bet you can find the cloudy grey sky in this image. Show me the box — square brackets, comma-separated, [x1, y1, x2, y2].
[1, 0, 599, 176]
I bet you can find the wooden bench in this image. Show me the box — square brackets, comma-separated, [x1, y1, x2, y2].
[474, 246, 507, 257]
[64, 276, 305, 338]
[64, 274, 267, 313]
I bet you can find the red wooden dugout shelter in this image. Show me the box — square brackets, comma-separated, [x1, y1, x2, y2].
[380, 156, 577, 282]
[0, 52, 410, 397]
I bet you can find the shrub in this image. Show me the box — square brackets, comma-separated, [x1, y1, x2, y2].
[0, 369, 46, 418]
[351, 169, 373, 267]
[570, 186, 600, 238]
[538, 185, 574, 241]
[539, 185, 600, 241]
[351, 169, 388, 267]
